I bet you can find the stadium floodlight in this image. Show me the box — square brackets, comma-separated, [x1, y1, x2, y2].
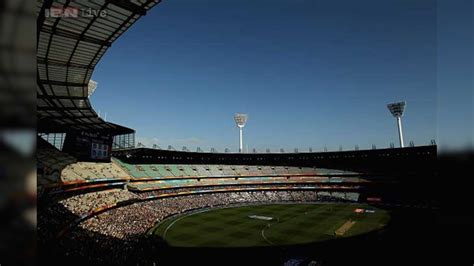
[234, 113, 248, 153]
[387, 101, 406, 148]
[87, 79, 97, 97]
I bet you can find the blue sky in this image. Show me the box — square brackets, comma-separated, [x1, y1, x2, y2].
[436, 0, 473, 151]
[92, 0, 442, 152]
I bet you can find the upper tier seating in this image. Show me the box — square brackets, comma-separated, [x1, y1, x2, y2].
[38, 139, 131, 184]
[126, 175, 357, 191]
[61, 161, 130, 182]
[114, 158, 359, 179]
[37, 138, 77, 185]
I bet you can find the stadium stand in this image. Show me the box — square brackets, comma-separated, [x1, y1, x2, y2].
[196, 165, 211, 176]
[209, 165, 224, 176]
[59, 189, 137, 216]
[37, 138, 77, 185]
[111, 157, 360, 180]
[261, 166, 276, 175]
[61, 162, 129, 182]
[181, 165, 196, 176]
[126, 176, 357, 192]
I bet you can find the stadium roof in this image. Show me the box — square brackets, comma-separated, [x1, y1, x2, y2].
[37, 0, 161, 134]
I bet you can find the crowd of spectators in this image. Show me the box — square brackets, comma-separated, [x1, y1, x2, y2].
[39, 186, 359, 264]
[61, 161, 129, 182]
[59, 189, 137, 215]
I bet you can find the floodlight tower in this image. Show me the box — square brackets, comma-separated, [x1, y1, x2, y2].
[87, 79, 97, 97]
[387, 101, 406, 148]
[234, 113, 248, 153]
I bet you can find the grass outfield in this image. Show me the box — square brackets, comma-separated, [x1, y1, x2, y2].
[150, 203, 390, 248]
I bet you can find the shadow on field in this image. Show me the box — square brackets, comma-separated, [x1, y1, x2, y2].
[150, 207, 444, 265]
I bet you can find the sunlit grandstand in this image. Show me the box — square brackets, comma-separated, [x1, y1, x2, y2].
[37, 1, 442, 265]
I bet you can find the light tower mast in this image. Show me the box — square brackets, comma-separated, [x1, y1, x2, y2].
[387, 101, 406, 148]
[234, 113, 248, 153]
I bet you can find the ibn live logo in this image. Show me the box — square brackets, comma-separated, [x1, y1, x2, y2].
[45, 6, 107, 18]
